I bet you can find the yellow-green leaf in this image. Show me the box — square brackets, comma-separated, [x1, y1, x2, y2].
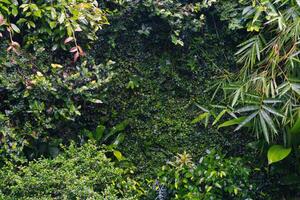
[267, 145, 291, 165]
[113, 150, 123, 161]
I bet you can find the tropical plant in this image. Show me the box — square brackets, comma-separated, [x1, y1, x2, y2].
[102, 0, 217, 47]
[80, 120, 129, 161]
[0, 47, 115, 161]
[0, 142, 144, 199]
[156, 150, 258, 199]
[194, 0, 300, 162]
[0, 0, 108, 60]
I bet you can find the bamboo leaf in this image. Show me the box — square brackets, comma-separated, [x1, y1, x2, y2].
[262, 105, 285, 118]
[235, 105, 259, 113]
[212, 110, 227, 126]
[234, 112, 258, 131]
[263, 99, 282, 104]
[259, 112, 270, 143]
[261, 110, 278, 134]
[231, 89, 241, 107]
[218, 116, 247, 129]
[192, 112, 209, 124]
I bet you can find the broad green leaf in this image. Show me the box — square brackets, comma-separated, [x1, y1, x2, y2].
[94, 125, 105, 141]
[104, 120, 129, 141]
[110, 120, 129, 135]
[113, 133, 125, 146]
[12, 6, 18, 16]
[267, 145, 291, 164]
[253, 7, 263, 23]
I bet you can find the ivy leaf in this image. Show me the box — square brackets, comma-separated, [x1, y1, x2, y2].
[267, 145, 291, 165]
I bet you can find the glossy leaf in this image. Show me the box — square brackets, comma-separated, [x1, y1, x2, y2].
[268, 145, 291, 164]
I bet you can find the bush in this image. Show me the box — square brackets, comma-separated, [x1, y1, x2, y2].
[0, 142, 143, 199]
[101, 0, 218, 47]
[0, 0, 108, 55]
[156, 150, 257, 199]
[0, 46, 114, 160]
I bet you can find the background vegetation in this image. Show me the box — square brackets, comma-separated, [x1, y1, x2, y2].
[0, 0, 299, 199]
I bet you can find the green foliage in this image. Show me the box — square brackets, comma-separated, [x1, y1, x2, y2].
[142, 0, 216, 46]
[102, 0, 219, 46]
[195, 0, 300, 195]
[81, 120, 129, 161]
[1, 0, 291, 198]
[0, 0, 108, 53]
[0, 142, 143, 199]
[157, 150, 257, 199]
[268, 145, 292, 165]
[0, 48, 114, 160]
[197, 0, 300, 155]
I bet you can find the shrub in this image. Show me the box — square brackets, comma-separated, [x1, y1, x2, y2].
[0, 0, 108, 56]
[192, 0, 300, 192]
[102, 0, 217, 47]
[0, 46, 114, 160]
[156, 150, 257, 199]
[0, 142, 143, 199]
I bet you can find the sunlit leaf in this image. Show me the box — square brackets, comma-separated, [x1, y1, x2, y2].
[192, 112, 209, 124]
[113, 150, 123, 161]
[267, 145, 291, 164]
